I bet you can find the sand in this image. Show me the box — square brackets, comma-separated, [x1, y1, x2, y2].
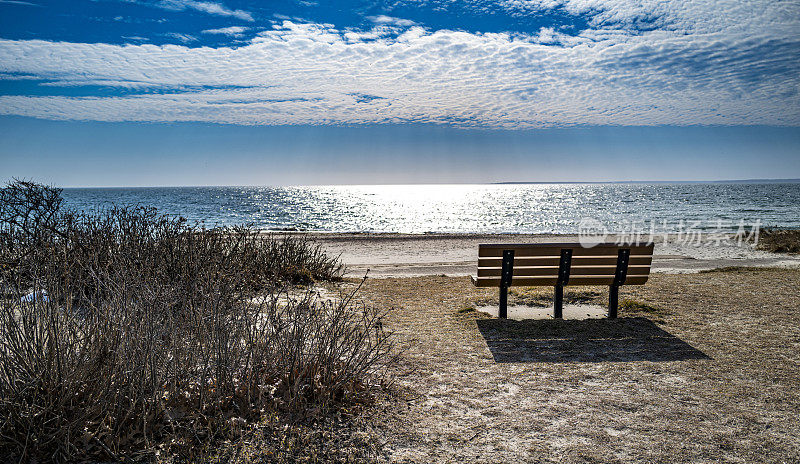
[475, 303, 609, 320]
[297, 232, 800, 277]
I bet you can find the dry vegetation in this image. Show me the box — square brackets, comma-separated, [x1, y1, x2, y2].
[0, 180, 395, 463]
[757, 228, 800, 253]
[356, 269, 800, 463]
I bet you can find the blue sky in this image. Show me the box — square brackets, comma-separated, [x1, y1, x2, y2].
[0, 0, 799, 185]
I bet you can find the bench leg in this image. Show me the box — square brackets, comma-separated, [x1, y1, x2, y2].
[609, 285, 619, 319]
[554, 285, 563, 319]
[499, 285, 508, 319]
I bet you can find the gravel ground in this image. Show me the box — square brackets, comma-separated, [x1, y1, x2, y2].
[354, 268, 800, 463]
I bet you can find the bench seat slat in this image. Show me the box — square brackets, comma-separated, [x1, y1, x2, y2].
[472, 275, 650, 287]
[477, 264, 651, 277]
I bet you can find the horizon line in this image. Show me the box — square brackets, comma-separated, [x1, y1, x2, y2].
[42, 178, 800, 189]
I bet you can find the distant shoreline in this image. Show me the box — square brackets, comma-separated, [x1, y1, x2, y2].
[494, 178, 800, 185]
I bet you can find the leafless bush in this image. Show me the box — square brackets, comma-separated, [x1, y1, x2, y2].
[0, 180, 393, 462]
[756, 228, 800, 253]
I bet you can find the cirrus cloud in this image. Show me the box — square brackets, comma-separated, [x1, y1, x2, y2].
[149, 0, 254, 21]
[0, 0, 798, 129]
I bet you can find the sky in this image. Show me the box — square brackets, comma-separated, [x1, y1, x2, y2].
[0, 0, 799, 186]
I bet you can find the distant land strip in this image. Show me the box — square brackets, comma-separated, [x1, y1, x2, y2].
[493, 179, 800, 184]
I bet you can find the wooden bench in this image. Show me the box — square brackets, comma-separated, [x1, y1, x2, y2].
[471, 242, 655, 319]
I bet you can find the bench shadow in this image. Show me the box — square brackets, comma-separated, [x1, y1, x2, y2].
[476, 317, 710, 363]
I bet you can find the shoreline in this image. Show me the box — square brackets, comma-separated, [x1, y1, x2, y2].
[276, 232, 800, 277]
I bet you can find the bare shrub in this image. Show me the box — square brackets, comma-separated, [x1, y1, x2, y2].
[0, 180, 392, 462]
[756, 228, 800, 253]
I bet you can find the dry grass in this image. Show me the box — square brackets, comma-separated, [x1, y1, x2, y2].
[468, 286, 604, 309]
[619, 299, 669, 316]
[0, 180, 394, 463]
[756, 228, 800, 253]
[355, 269, 800, 463]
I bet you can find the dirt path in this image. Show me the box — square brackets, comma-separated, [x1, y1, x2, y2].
[357, 269, 800, 463]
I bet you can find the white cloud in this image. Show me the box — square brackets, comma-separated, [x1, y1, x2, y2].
[155, 0, 254, 21]
[406, 0, 800, 35]
[0, 0, 41, 5]
[201, 26, 250, 37]
[163, 32, 197, 43]
[0, 0, 798, 129]
[0, 72, 40, 80]
[366, 15, 417, 27]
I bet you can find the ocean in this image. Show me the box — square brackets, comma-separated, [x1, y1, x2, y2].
[61, 183, 800, 234]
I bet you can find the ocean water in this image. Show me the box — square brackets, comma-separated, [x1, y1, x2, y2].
[61, 183, 800, 234]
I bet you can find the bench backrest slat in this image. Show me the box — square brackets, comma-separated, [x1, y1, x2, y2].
[478, 255, 653, 267]
[477, 264, 651, 277]
[478, 243, 654, 257]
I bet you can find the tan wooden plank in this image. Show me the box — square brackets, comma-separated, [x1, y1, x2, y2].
[478, 242, 652, 249]
[477, 265, 651, 277]
[478, 255, 653, 267]
[472, 275, 650, 287]
[478, 243, 654, 258]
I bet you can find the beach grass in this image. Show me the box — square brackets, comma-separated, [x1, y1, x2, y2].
[0, 180, 394, 463]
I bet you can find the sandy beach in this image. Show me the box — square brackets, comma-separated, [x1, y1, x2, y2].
[301, 232, 800, 277]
